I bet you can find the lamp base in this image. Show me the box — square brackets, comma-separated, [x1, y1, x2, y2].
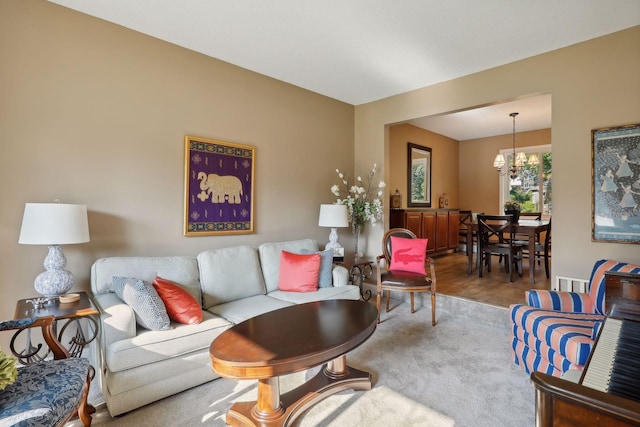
[34, 245, 75, 297]
[324, 227, 343, 251]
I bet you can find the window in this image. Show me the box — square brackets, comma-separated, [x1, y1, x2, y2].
[499, 144, 552, 216]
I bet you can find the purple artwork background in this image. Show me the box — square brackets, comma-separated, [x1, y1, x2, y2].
[186, 141, 253, 233]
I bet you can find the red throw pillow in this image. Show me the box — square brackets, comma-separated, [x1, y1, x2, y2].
[152, 276, 203, 324]
[389, 236, 428, 275]
[278, 251, 321, 292]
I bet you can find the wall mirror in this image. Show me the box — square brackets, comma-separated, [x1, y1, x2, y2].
[407, 142, 432, 207]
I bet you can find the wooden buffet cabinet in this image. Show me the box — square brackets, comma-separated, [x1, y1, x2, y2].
[389, 209, 459, 255]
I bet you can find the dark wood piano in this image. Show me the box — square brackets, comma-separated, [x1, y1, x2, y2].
[531, 271, 640, 427]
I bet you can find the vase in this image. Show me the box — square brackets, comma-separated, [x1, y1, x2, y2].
[505, 210, 520, 222]
[353, 224, 362, 258]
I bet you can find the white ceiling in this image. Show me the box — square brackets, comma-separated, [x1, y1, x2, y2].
[49, 0, 639, 140]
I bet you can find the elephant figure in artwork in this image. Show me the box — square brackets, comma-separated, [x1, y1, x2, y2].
[198, 172, 243, 204]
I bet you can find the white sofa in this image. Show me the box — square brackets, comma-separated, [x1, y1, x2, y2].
[89, 239, 359, 416]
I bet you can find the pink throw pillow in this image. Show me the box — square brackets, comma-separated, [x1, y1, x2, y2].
[152, 276, 203, 324]
[389, 236, 428, 275]
[278, 251, 321, 292]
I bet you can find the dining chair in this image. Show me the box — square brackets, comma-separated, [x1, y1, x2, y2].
[511, 212, 541, 244]
[533, 217, 551, 278]
[477, 214, 525, 282]
[0, 316, 94, 426]
[459, 211, 483, 268]
[510, 212, 546, 270]
[519, 212, 542, 220]
[376, 228, 436, 325]
[458, 210, 472, 250]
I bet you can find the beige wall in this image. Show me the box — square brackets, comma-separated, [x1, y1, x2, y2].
[0, 0, 354, 347]
[388, 124, 549, 216]
[357, 26, 640, 280]
[459, 128, 551, 214]
[388, 124, 459, 209]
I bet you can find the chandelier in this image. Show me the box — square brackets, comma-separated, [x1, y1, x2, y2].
[493, 112, 539, 179]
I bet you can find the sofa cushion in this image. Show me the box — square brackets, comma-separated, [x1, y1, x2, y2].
[198, 245, 267, 309]
[105, 310, 231, 372]
[269, 285, 360, 304]
[153, 276, 203, 325]
[299, 248, 334, 288]
[278, 251, 321, 292]
[207, 295, 294, 324]
[259, 239, 320, 293]
[113, 277, 171, 331]
[91, 256, 201, 304]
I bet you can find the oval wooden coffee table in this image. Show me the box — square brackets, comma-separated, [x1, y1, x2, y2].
[210, 299, 377, 426]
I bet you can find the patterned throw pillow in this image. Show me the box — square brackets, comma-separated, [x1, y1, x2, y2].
[112, 276, 171, 331]
[389, 236, 428, 275]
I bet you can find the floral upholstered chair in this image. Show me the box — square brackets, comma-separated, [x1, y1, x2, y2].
[510, 259, 640, 377]
[0, 316, 93, 426]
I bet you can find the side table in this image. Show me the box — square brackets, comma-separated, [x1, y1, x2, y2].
[12, 291, 99, 364]
[335, 255, 373, 301]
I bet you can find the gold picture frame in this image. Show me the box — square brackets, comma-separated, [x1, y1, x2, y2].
[184, 136, 255, 236]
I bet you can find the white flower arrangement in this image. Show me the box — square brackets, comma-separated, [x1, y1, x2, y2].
[331, 164, 386, 233]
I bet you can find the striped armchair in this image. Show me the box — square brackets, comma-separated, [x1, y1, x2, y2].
[509, 259, 640, 377]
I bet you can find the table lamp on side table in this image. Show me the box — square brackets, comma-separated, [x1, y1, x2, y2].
[318, 204, 349, 256]
[18, 202, 90, 300]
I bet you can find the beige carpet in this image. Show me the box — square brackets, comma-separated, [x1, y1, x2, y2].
[84, 294, 534, 426]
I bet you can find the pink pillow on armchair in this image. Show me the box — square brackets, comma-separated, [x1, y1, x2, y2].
[389, 236, 428, 275]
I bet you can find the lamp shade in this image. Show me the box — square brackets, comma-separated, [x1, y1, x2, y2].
[318, 204, 349, 228]
[19, 203, 90, 245]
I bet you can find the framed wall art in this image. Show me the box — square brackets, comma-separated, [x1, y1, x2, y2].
[592, 123, 640, 243]
[184, 136, 255, 236]
[407, 142, 432, 207]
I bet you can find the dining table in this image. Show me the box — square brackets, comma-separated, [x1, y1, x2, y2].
[465, 218, 550, 284]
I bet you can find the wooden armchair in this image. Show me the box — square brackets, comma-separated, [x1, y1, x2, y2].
[376, 228, 436, 325]
[0, 316, 94, 426]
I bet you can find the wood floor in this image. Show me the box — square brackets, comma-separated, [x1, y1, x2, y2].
[431, 250, 551, 308]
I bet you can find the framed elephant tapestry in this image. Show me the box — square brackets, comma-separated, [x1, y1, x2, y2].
[184, 135, 255, 236]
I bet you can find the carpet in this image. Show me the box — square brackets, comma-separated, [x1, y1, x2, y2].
[87, 294, 534, 426]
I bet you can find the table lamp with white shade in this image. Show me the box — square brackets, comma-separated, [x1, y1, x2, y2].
[18, 202, 90, 298]
[318, 204, 349, 253]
